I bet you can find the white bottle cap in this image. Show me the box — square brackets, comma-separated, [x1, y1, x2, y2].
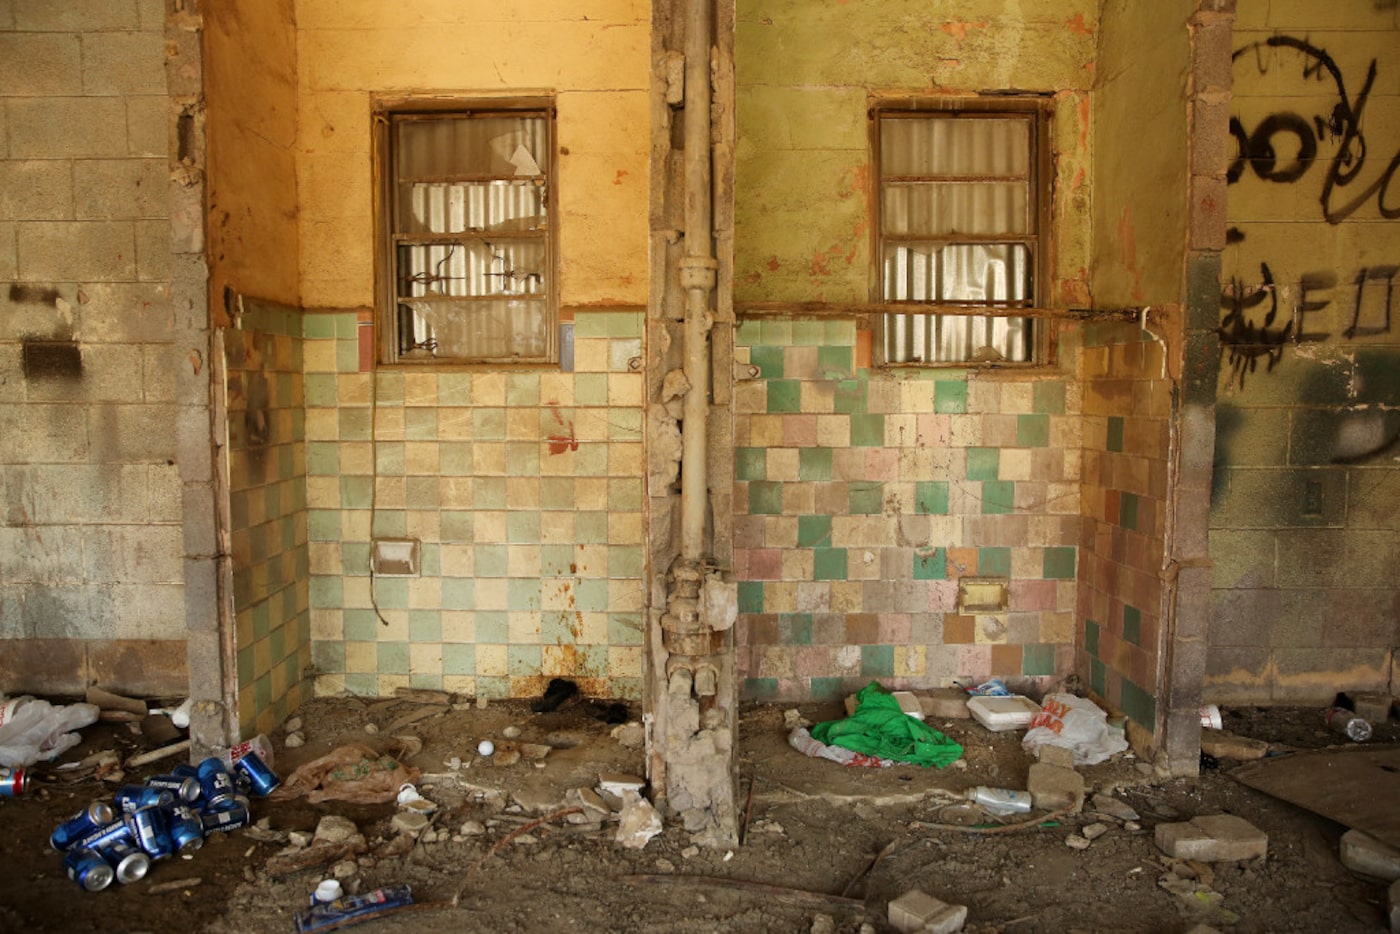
[315, 879, 343, 904]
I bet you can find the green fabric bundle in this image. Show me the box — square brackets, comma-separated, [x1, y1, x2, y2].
[810, 682, 964, 768]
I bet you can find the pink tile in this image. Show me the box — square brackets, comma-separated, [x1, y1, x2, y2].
[1010, 579, 1057, 612]
[749, 549, 781, 580]
[878, 613, 911, 643]
[916, 414, 952, 447]
[927, 579, 958, 613]
[795, 646, 834, 677]
[865, 448, 899, 481]
[783, 414, 819, 447]
[958, 644, 991, 679]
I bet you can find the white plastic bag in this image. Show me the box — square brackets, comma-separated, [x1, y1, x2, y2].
[1021, 693, 1128, 766]
[0, 696, 101, 767]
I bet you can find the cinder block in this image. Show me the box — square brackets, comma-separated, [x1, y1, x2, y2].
[888, 890, 966, 934]
[0, 161, 75, 221]
[1027, 761, 1085, 812]
[1340, 829, 1400, 882]
[1036, 743, 1076, 768]
[81, 32, 167, 95]
[125, 95, 168, 158]
[135, 218, 172, 281]
[0, 34, 82, 96]
[13, 0, 140, 31]
[17, 220, 137, 281]
[7, 98, 129, 158]
[73, 159, 169, 220]
[1156, 814, 1268, 862]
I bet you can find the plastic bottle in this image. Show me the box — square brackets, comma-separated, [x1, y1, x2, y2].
[1324, 707, 1372, 742]
[966, 786, 1033, 816]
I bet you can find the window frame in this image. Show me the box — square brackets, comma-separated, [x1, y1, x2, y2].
[373, 95, 560, 367]
[870, 96, 1053, 367]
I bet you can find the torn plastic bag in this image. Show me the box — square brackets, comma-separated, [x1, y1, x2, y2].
[1021, 693, 1129, 766]
[270, 742, 421, 804]
[0, 696, 100, 767]
[789, 728, 896, 768]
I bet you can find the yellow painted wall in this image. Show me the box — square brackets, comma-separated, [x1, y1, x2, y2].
[206, 0, 301, 309]
[294, 0, 651, 311]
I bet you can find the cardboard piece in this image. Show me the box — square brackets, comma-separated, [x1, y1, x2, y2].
[1229, 746, 1400, 849]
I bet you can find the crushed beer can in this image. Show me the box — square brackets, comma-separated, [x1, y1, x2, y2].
[114, 784, 175, 814]
[166, 805, 206, 853]
[145, 772, 202, 804]
[128, 804, 174, 859]
[50, 802, 116, 851]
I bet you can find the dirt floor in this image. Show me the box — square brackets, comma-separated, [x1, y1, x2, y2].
[1, 692, 1397, 934]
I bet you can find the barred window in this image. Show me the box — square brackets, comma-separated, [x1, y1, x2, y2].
[875, 105, 1046, 365]
[378, 102, 556, 364]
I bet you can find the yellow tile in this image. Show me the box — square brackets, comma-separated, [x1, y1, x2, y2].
[973, 615, 1009, 645]
[815, 415, 850, 447]
[573, 338, 609, 373]
[314, 674, 346, 697]
[507, 408, 541, 441]
[901, 381, 936, 410]
[339, 442, 373, 474]
[608, 579, 645, 612]
[440, 476, 473, 509]
[540, 372, 574, 406]
[608, 373, 643, 407]
[830, 581, 864, 612]
[253, 637, 273, 677]
[270, 661, 289, 699]
[782, 484, 815, 514]
[409, 643, 442, 675]
[255, 710, 274, 738]
[406, 510, 441, 542]
[579, 612, 609, 644]
[474, 510, 507, 543]
[475, 578, 508, 611]
[438, 408, 473, 440]
[949, 415, 982, 447]
[303, 340, 337, 373]
[403, 372, 438, 405]
[472, 372, 506, 406]
[541, 511, 575, 543]
[608, 442, 643, 476]
[509, 611, 542, 642]
[1000, 448, 1033, 481]
[345, 641, 378, 673]
[337, 374, 371, 406]
[442, 675, 476, 695]
[310, 607, 344, 640]
[374, 608, 411, 640]
[409, 576, 442, 609]
[343, 510, 372, 541]
[896, 644, 927, 677]
[1000, 382, 1034, 414]
[608, 511, 643, 545]
[539, 445, 576, 475]
[575, 478, 608, 510]
[377, 674, 411, 695]
[508, 545, 542, 577]
[542, 579, 575, 611]
[757, 648, 791, 678]
[573, 408, 609, 442]
[749, 414, 783, 447]
[574, 543, 608, 577]
[477, 644, 508, 676]
[847, 550, 879, 581]
[766, 448, 800, 481]
[304, 408, 339, 442]
[474, 442, 507, 475]
[441, 544, 474, 577]
[309, 542, 341, 575]
[541, 644, 575, 676]
[608, 646, 642, 679]
[781, 549, 814, 580]
[1041, 611, 1075, 643]
[765, 581, 796, 613]
[507, 477, 541, 509]
[734, 381, 767, 415]
[799, 381, 835, 414]
[405, 442, 440, 475]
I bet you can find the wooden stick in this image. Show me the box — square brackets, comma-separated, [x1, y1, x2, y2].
[842, 837, 898, 898]
[452, 806, 582, 905]
[909, 807, 1071, 835]
[621, 874, 866, 910]
[146, 877, 202, 895]
[126, 739, 190, 768]
[739, 777, 756, 846]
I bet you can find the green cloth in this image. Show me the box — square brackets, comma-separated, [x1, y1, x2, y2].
[810, 682, 964, 768]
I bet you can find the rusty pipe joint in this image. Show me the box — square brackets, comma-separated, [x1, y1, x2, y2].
[679, 255, 718, 293]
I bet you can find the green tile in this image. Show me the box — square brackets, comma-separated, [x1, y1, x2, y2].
[1042, 547, 1077, 579]
[574, 312, 610, 339]
[799, 447, 832, 481]
[476, 612, 508, 642]
[409, 674, 444, 691]
[575, 512, 608, 544]
[982, 480, 1014, 515]
[934, 380, 967, 414]
[303, 314, 337, 339]
[849, 481, 883, 514]
[371, 510, 406, 538]
[1033, 381, 1066, 414]
[540, 477, 575, 509]
[333, 314, 359, 339]
[744, 678, 780, 700]
[236, 644, 255, 687]
[405, 476, 440, 510]
[797, 514, 832, 548]
[508, 644, 541, 676]
[1022, 643, 1055, 676]
[1120, 679, 1157, 731]
[810, 677, 845, 701]
[609, 544, 643, 578]
[768, 380, 801, 413]
[373, 577, 409, 609]
[574, 373, 608, 406]
[338, 408, 370, 440]
[438, 373, 472, 406]
[508, 512, 541, 543]
[609, 408, 643, 441]
[780, 613, 814, 645]
[860, 644, 894, 677]
[476, 545, 508, 577]
[252, 601, 271, 639]
[312, 641, 344, 675]
[608, 612, 645, 646]
[344, 609, 379, 641]
[1107, 416, 1125, 453]
[335, 476, 369, 509]
[508, 579, 541, 611]
[748, 481, 783, 515]
[506, 372, 540, 406]
[850, 413, 885, 447]
[966, 447, 999, 480]
[1017, 413, 1050, 447]
[609, 478, 643, 512]
[834, 379, 866, 414]
[335, 337, 360, 373]
[473, 408, 506, 440]
[913, 548, 946, 580]
[574, 443, 608, 476]
[405, 408, 438, 441]
[1090, 658, 1106, 695]
[377, 642, 410, 674]
[254, 673, 271, 712]
[738, 581, 764, 613]
[304, 373, 337, 406]
[441, 510, 473, 542]
[915, 481, 948, 515]
[817, 345, 852, 377]
[442, 578, 474, 610]
[409, 610, 442, 642]
[309, 576, 342, 609]
[979, 546, 1012, 577]
[750, 345, 784, 379]
[1120, 491, 1139, 531]
[475, 477, 507, 509]
[760, 320, 793, 344]
[419, 543, 441, 577]
[341, 672, 373, 695]
[813, 548, 848, 580]
[575, 579, 608, 612]
[735, 320, 762, 346]
[541, 543, 573, 577]
[541, 611, 574, 645]
[341, 542, 370, 576]
[1123, 605, 1142, 646]
[442, 644, 475, 676]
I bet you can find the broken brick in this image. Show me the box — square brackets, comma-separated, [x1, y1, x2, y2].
[1155, 814, 1267, 862]
[888, 890, 966, 934]
[1027, 762, 1084, 812]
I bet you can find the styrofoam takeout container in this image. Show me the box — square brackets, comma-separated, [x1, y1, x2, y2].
[967, 694, 1041, 731]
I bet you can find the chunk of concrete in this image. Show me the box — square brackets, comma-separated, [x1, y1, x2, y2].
[888, 890, 967, 934]
[391, 810, 430, 837]
[313, 816, 360, 846]
[1088, 793, 1140, 822]
[1027, 762, 1085, 812]
[1036, 743, 1076, 769]
[1340, 829, 1400, 882]
[1155, 814, 1267, 862]
[920, 688, 971, 719]
[1200, 731, 1269, 761]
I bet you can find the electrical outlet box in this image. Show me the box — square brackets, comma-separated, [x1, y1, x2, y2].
[371, 538, 420, 577]
[958, 576, 1009, 614]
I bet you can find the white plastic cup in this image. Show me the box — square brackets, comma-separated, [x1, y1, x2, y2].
[313, 879, 343, 905]
[1199, 704, 1222, 730]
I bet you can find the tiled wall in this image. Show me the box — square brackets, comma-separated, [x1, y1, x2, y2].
[734, 316, 1081, 701]
[1076, 320, 1171, 734]
[223, 302, 310, 738]
[306, 309, 648, 700]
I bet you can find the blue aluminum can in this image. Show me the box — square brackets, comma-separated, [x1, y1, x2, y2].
[73, 818, 133, 854]
[200, 801, 250, 834]
[114, 784, 175, 814]
[97, 839, 151, 884]
[167, 805, 205, 853]
[63, 849, 114, 892]
[196, 757, 238, 812]
[50, 801, 116, 851]
[234, 750, 281, 797]
[145, 773, 202, 803]
[127, 805, 173, 859]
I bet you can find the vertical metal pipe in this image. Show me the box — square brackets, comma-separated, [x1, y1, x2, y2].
[680, 0, 716, 563]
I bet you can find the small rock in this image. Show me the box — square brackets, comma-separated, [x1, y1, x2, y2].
[519, 743, 552, 761]
[242, 866, 255, 882]
[615, 790, 663, 850]
[611, 722, 645, 749]
[655, 858, 675, 873]
[421, 829, 437, 844]
[784, 709, 811, 729]
[811, 913, 837, 934]
[446, 756, 462, 770]
[503, 726, 522, 739]
[1065, 834, 1092, 850]
[513, 834, 539, 846]
[681, 846, 700, 859]
[476, 696, 489, 709]
[1082, 822, 1109, 841]
[1089, 794, 1140, 823]
[255, 817, 272, 831]
[363, 723, 379, 734]
[314, 816, 360, 846]
[1125, 821, 1142, 832]
[391, 811, 430, 837]
[284, 731, 305, 748]
[287, 830, 313, 848]
[459, 820, 486, 836]
[331, 859, 358, 880]
[285, 716, 303, 733]
[493, 749, 521, 767]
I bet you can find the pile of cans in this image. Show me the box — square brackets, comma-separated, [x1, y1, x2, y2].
[53, 748, 280, 892]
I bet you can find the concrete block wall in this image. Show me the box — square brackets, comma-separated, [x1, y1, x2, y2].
[304, 310, 646, 699]
[224, 301, 310, 737]
[0, 1, 188, 695]
[734, 317, 1081, 700]
[1209, 1, 1400, 703]
[1076, 320, 1173, 734]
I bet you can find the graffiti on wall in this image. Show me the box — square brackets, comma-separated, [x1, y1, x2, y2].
[1220, 35, 1399, 387]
